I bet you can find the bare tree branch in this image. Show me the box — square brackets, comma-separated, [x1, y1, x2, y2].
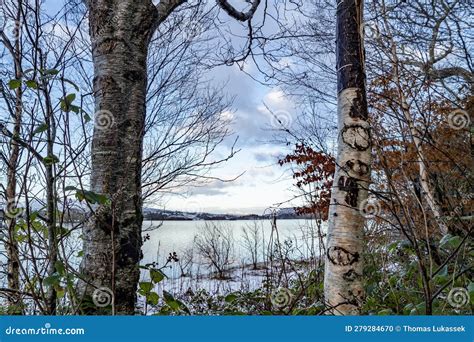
[216, 0, 261, 22]
[156, 0, 187, 25]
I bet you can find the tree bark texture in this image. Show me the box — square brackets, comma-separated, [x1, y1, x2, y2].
[78, 0, 159, 314]
[324, 0, 371, 315]
[5, 0, 23, 314]
[5, 81, 22, 314]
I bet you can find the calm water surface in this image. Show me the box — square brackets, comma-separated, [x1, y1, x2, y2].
[141, 219, 325, 267]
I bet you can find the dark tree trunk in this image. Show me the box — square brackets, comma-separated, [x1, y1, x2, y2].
[78, 0, 159, 314]
[43, 74, 58, 315]
[78, 0, 258, 315]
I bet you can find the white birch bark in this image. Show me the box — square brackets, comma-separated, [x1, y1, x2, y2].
[324, 0, 371, 315]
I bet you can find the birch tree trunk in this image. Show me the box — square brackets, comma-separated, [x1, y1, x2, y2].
[324, 0, 371, 315]
[5, 67, 22, 315]
[42, 74, 58, 314]
[78, 0, 162, 314]
[383, 18, 448, 235]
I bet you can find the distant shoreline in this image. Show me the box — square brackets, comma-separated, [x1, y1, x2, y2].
[142, 207, 313, 221]
[143, 217, 312, 222]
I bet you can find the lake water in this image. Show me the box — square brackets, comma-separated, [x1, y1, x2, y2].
[141, 219, 325, 277]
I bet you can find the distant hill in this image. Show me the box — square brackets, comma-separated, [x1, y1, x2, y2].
[1, 200, 308, 222]
[143, 207, 309, 221]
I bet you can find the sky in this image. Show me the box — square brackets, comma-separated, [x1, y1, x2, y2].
[153, 2, 312, 215]
[36, 0, 307, 216]
[162, 64, 302, 215]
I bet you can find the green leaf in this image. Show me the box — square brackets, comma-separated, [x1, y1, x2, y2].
[43, 155, 60, 165]
[438, 264, 448, 276]
[75, 190, 108, 205]
[411, 302, 425, 315]
[146, 292, 159, 306]
[433, 265, 449, 285]
[440, 234, 462, 249]
[82, 191, 96, 203]
[55, 261, 65, 275]
[8, 79, 21, 90]
[387, 241, 398, 252]
[64, 186, 77, 191]
[69, 104, 80, 114]
[163, 290, 174, 302]
[95, 194, 109, 205]
[42, 69, 59, 76]
[30, 211, 39, 221]
[61, 78, 80, 91]
[176, 299, 190, 314]
[33, 123, 48, 135]
[433, 274, 449, 286]
[163, 290, 180, 310]
[65, 93, 76, 102]
[399, 240, 414, 252]
[403, 303, 414, 315]
[260, 310, 274, 315]
[25, 80, 38, 89]
[150, 269, 165, 284]
[43, 274, 61, 287]
[388, 275, 398, 287]
[84, 113, 91, 123]
[77, 250, 84, 258]
[57, 288, 65, 299]
[378, 309, 393, 315]
[75, 191, 85, 202]
[167, 300, 180, 311]
[60, 93, 76, 112]
[139, 282, 153, 294]
[224, 293, 238, 303]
